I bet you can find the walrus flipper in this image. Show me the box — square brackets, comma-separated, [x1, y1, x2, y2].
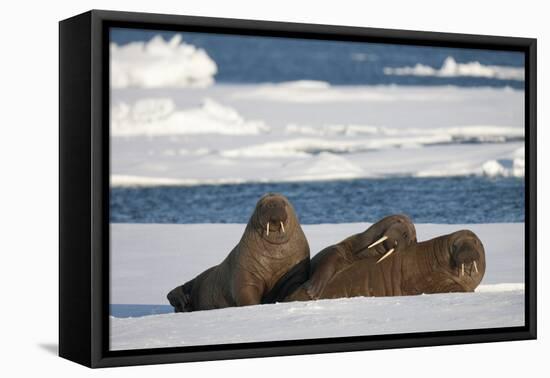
[302, 246, 349, 299]
[167, 280, 194, 312]
[261, 258, 310, 304]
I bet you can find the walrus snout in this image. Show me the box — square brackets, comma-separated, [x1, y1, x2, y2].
[356, 214, 417, 263]
[265, 201, 288, 223]
[259, 195, 289, 235]
[449, 231, 485, 277]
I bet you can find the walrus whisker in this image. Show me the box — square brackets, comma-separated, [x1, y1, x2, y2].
[280, 221, 285, 233]
[376, 248, 395, 264]
[267, 222, 270, 236]
[473, 261, 478, 273]
[368, 235, 388, 249]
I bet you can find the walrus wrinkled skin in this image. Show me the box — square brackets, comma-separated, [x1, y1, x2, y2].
[287, 227, 485, 301]
[288, 215, 417, 301]
[167, 193, 310, 312]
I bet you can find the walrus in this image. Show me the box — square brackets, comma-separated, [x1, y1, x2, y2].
[285, 214, 416, 300]
[167, 193, 310, 312]
[287, 220, 485, 301]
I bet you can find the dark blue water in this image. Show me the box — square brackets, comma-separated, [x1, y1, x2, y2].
[110, 28, 525, 89]
[110, 176, 524, 225]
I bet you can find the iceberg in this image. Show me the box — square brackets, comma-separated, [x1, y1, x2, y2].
[111, 35, 218, 88]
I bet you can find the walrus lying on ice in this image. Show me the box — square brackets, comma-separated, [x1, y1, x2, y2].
[286, 216, 485, 301]
[285, 214, 416, 300]
[167, 193, 310, 312]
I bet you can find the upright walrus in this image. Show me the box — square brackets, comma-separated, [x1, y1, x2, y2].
[167, 193, 310, 312]
[287, 218, 486, 301]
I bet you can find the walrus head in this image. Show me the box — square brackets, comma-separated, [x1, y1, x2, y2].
[354, 214, 417, 263]
[449, 230, 486, 278]
[252, 193, 297, 245]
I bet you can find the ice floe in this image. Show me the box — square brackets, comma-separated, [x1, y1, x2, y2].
[111, 97, 269, 136]
[384, 56, 524, 81]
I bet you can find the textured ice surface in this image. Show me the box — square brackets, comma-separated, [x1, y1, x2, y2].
[110, 222, 525, 350]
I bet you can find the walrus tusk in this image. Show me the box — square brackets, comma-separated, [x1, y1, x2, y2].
[376, 248, 395, 264]
[267, 222, 270, 236]
[473, 261, 478, 273]
[461, 263, 465, 276]
[280, 222, 285, 233]
[368, 235, 388, 249]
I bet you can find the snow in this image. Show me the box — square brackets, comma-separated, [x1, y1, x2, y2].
[111, 140, 525, 186]
[384, 56, 524, 81]
[111, 289, 524, 350]
[111, 35, 217, 89]
[285, 123, 523, 140]
[111, 84, 524, 185]
[479, 145, 525, 178]
[111, 97, 268, 136]
[110, 222, 524, 350]
[231, 80, 395, 103]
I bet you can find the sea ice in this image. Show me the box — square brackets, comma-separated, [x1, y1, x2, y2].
[110, 84, 525, 185]
[111, 35, 217, 89]
[384, 56, 524, 81]
[109, 222, 524, 350]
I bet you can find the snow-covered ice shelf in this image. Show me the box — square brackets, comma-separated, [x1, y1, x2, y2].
[110, 288, 523, 350]
[110, 222, 524, 350]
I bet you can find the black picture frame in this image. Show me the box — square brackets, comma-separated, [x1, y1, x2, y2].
[59, 9, 537, 368]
